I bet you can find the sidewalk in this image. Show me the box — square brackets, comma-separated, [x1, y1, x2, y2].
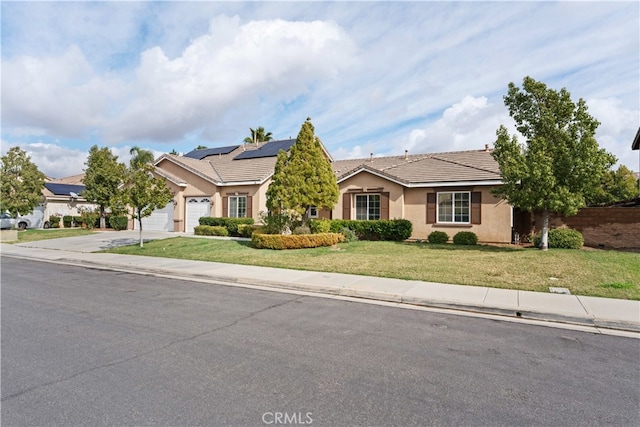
[2, 231, 639, 334]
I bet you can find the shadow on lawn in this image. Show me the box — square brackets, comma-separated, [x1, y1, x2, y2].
[406, 241, 526, 253]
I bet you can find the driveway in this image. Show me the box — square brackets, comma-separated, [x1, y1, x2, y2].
[13, 230, 182, 252]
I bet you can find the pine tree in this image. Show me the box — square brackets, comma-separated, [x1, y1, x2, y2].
[267, 118, 338, 223]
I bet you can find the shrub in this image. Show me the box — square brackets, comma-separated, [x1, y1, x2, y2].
[292, 225, 311, 235]
[199, 217, 254, 236]
[109, 215, 128, 230]
[252, 232, 344, 250]
[80, 210, 100, 230]
[62, 215, 73, 228]
[453, 231, 478, 245]
[533, 228, 584, 249]
[327, 219, 412, 241]
[309, 219, 331, 234]
[340, 227, 358, 243]
[238, 224, 263, 238]
[194, 225, 229, 236]
[73, 216, 83, 227]
[427, 231, 449, 244]
[49, 216, 61, 228]
[258, 211, 301, 235]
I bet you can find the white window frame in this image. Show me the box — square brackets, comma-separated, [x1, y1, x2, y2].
[437, 191, 471, 224]
[354, 194, 381, 221]
[228, 195, 247, 218]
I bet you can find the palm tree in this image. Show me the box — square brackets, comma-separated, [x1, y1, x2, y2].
[129, 146, 155, 170]
[244, 127, 274, 144]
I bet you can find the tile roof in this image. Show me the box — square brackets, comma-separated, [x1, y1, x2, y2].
[332, 149, 502, 186]
[156, 142, 285, 185]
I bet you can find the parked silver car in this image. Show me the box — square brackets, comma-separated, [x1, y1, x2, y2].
[0, 213, 16, 229]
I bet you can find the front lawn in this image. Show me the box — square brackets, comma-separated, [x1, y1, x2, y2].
[15, 228, 95, 243]
[104, 238, 640, 300]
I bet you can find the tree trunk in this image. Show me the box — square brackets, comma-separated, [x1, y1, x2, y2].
[100, 207, 106, 229]
[137, 213, 144, 248]
[540, 209, 549, 251]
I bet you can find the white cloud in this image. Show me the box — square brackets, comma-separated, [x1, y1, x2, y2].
[403, 96, 511, 155]
[1, 141, 88, 179]
[1, 1, 638, 175]
[107, 15, 356, 143]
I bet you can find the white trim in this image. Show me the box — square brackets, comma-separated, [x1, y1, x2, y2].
[436, 191, 471, 224]
[337, 168, 406, 186]
[409, 180, 503, 188]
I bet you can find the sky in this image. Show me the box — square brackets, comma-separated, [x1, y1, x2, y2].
[1, 1, 639, 178]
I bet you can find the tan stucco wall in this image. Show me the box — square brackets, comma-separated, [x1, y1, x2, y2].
[335, 175, 512, 243]
[406, 187, 512, 243]
[45, 199, 98, 221]
[335, 172, 405, 220]
[155, 159, 271, 230]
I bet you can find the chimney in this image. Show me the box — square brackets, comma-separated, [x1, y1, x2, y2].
[404, 150, 408, 160]
[369, 153, 373, 162]
[485, 144, 490, 152]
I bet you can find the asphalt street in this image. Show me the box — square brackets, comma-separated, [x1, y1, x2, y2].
[2, 258, 639, 426]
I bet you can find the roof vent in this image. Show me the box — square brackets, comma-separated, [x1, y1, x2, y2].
[404, 150, 408, 160]
[369, 153, 373, 162]
[485, 144, 490, 152]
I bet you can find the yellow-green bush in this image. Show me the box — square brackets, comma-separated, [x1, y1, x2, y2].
[252, 232, 344, 249]
[194, 225, 229, 236]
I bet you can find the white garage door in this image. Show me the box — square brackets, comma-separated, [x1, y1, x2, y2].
[134, 203, 174, 231]
[185, 197, 211, 233]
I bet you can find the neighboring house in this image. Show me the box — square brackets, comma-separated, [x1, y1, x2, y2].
[39, 174, 97, 228]
[152, 141, 513, 243]
[153, 140, 300, 233]
[331, 148, 511, 243]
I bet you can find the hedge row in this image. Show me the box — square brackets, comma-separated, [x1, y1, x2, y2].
[252, 232, 344, 250]
[199, 217, 255, 236]
[194, 225, 229, 236]
[309, 219, 412, 241]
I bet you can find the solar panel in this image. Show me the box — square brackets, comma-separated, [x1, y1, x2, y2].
[183, 145, 240, 160]
[44, 183, 85, 196]
[233, 139, 295, 160]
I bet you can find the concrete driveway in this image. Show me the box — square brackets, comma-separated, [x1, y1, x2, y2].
[13, 230, 182, 252]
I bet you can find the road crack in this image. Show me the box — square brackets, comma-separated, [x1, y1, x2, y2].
[2, 295, 304, 403]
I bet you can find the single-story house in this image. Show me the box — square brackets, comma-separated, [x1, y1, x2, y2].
[152, 139, 301, 233]
[330, 148, 511, 242]
[152, 141, 513, 242]
[36, 174, 97, 228]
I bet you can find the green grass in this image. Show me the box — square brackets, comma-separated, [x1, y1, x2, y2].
[104, 238, 640, 300]
[14, 228, 95, 243]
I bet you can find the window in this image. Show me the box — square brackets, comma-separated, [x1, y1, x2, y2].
[228, 195, 247, 218]
[308, 206, 318, 218]
[355, 194, 380, 220]
[437, 192, 470, 223]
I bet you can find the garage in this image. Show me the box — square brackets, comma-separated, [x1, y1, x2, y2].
[134, 203, 174, 231]
[185, 197, 211, 233]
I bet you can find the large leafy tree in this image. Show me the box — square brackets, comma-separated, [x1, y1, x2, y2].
[492, 77, 616, 250]
[118, 163, 173, 247]
[0, 147, 46, 220]
[83, 145, 127, 229]
[244, 127, 273, 144]
[266, 118, 338, 227]
[586, 165, 639, 205]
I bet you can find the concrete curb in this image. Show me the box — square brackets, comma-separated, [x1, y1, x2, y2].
[3, 250, 639, 334]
